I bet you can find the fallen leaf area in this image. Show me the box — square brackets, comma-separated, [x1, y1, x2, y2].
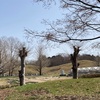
[0, 89, 13, 100]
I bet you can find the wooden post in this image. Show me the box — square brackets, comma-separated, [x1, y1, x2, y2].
[19, 47, 27, 86]
[71, 46, 80, 79]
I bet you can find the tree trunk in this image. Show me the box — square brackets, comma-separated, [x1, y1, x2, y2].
[71, 46, 80, 79]
[9, 67, 11, 76]
[39, 66, 42, 76]
[39, 59, 42, 76]
[19, 47, 27, 86]
[72, 67, 78, 79]
[19, 57, 25, 86]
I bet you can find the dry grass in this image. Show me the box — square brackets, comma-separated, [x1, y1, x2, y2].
[0, 79, 8, 85]
[2, 60, 96, 78]
[78, 60, 96, 68]
[24, 60, 97, 76]
[43, 60, 97, 76]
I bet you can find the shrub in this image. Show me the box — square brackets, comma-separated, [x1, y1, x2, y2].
[79, 73, 100, 78]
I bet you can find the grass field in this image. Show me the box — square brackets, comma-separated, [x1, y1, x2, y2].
[0, 78, 100, 100]
[0, 60, 99, 100]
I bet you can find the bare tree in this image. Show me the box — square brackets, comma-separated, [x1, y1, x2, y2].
[26, 0, 100, 78]
[0, 37, 22, 76]
[92, 43, 100, 66]
[30, 0, 100, 42]
[35, 44, 49, 75]
[95, 55, 100, 66]
[7, 37, 21, 76]
[0, 37, 10, 76]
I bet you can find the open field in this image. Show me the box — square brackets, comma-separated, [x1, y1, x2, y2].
[0, 60, 99, 100]
[0, 60, 97, 86]
[0, 78, 100, 100]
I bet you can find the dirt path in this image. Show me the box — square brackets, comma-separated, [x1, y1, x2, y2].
[0, 79, 9, 86]
[25, 76, 71, 83]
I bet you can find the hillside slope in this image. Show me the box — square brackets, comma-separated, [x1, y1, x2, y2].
[24, 60, 97, 76]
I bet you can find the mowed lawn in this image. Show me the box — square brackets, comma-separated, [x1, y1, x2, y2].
[1, 78, 100, 100]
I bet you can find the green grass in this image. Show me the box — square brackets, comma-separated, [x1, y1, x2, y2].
[5, 78, 100, 100]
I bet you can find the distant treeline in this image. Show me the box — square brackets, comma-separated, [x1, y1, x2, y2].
[29, 54, 100, 67]
[46, 54, 100, 67]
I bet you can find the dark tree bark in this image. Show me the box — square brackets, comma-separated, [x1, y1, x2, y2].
[71, 46, 80, 79]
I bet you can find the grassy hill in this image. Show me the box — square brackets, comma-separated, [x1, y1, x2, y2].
[25, 60, 97, 76]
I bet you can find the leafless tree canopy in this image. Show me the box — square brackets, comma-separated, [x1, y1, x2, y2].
[0, 37, 23, 76]
[28, 0, 100, 43]
[34, 44, 49, 75]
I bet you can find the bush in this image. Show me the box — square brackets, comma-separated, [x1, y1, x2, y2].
[79, 73, 100, 78]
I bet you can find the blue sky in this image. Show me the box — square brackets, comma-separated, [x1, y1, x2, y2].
[0, 0, 68, 57]
[0, 0, 98, 58]
[0, 0, 63, 40]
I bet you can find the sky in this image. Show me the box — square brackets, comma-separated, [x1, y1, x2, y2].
[0, 0, 99, 59]
[0, 0, 68, 58]
[0, 0, 63, 39]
